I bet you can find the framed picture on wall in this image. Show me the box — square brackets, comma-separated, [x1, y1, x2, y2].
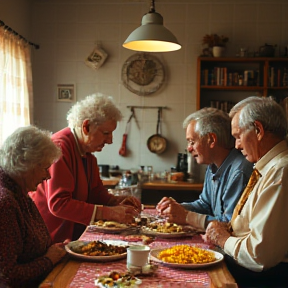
[57, 84, 76, 102]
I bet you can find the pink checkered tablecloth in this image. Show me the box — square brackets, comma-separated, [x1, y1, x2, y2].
[68, 210, 213, 288]
[69, 260, 211, 288]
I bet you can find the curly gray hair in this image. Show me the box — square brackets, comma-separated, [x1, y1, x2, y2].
[229, 96, 287, 139]
[67, 93, 122, 129]
[0, 126, 61, 179]
[183, 107, 234, 149]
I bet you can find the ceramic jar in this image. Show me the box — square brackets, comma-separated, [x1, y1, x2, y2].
[212, 46, 226, 57]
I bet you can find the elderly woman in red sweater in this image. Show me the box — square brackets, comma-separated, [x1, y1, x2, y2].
[0, 126, 66, 288]
[30, 93, 141, 243]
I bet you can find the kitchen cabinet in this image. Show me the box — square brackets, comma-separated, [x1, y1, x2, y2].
[197, 57, 288, 111]
[141, 181, 203, 205]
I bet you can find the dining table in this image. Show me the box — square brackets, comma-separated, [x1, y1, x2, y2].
[39, 209, 238, 288]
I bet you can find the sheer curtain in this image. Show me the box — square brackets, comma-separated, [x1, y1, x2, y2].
[0, 26, 33, 145]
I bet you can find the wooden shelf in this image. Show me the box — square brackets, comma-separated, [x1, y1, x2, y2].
[197, 56, 288, 111]
[142, 181, 203, 191]
[200, 85, 263, 90]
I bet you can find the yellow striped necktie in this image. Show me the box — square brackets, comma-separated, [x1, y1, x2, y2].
[229, 169, 261, 231]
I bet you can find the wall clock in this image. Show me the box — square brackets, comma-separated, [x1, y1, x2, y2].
[121, 53, 165, 96]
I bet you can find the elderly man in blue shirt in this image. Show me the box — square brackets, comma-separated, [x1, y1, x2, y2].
[156, 107, 253, 230]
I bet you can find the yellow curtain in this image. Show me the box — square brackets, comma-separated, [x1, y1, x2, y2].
[0, 26, 33, 145]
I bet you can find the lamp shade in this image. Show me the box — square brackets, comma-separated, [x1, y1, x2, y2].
[123, 11, 181, 52]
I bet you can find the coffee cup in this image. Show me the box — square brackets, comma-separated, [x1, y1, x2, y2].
[127, 245, 150, 268]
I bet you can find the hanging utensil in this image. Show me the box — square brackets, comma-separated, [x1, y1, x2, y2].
[147, 108, 167, 154]
[119, 108, 135, 156]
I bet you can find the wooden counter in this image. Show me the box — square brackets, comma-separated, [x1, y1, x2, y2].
[142, 181, 203, 190]
[102, 178, 120, 189]
[141, 181, 203, 205]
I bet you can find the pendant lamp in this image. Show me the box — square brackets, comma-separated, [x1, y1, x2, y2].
[123, 0, 181, 53]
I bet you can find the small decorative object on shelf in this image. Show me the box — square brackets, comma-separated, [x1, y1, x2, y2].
[284, 46, 288, 57]
[239, 48, 248, 57]
[212, 46, 226, 57]
[259, 43, 277, 57]
[201, 34, 229, 57]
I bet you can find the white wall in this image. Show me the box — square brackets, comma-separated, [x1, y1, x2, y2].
[0, 0, 32, 38]
[4, 0, 288, 175]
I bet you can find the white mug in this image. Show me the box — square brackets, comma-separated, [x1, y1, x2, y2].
[127, 245, 150, 267]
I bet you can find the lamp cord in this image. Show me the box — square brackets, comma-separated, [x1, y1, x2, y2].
[149, 0, 155, 13]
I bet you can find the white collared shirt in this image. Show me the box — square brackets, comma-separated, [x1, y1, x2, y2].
[225, 140, 288, 271]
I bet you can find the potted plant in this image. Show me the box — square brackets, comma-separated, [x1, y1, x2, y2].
[202, 34, 229, 57]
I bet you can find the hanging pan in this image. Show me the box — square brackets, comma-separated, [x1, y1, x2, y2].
[147, 108, 167, 154]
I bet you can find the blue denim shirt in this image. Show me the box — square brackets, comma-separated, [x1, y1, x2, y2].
[181, 148, 254, 223]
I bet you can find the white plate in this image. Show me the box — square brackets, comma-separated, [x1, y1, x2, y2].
[139, 227, 193, 238]
[65, 240, 128, 262]
[89, 224, 132, 234]
[150, 247, 224, 269]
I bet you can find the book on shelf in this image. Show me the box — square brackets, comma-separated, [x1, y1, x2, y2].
[278, 69, 281, 87]
[282, 68, 287, 87]
[268, 66, 288, 87]
[243, 70, 259, 86]
[201, 67, 259, 86]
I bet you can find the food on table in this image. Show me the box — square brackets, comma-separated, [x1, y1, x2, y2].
[127, 263, 158, 275]
[132, 216, 148, 226]
[142, 220, 183, 233]
[95, 271, 141, 288]
[123, 234, 154, 245]
[71, 240, 127, 256]
[157, 245, 216, 264]
[94, 220, 128, 229]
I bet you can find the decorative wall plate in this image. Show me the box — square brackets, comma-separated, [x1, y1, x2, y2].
[122, 53, 165, 96]
[85, 45, 108, 70]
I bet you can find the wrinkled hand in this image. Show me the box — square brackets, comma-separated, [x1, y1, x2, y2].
[102, 205, 139, 224]
[54, 239, 70, 248]
[156, 197, 175, 214]
[119, 196, 142, 213]
[156, 197, 188, 225]
[201, 221, 231, 248]
[44, 244, 66, 265]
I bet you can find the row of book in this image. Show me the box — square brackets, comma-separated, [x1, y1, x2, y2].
[201, 68, 260, 86]
[268, 67, 288, 87]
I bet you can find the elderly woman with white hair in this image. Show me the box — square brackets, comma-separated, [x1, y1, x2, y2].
[30, 93, 141, 244]
[0, 126, 66, 288]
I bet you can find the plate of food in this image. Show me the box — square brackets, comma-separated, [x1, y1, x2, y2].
[65, 240, 128, 261]
[89, 220, 132, 233]
[150, 244, 224, 269]
[140, 221, 196, 238]
[95, 271, 142, 288]
[123, 234, 154, 245]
